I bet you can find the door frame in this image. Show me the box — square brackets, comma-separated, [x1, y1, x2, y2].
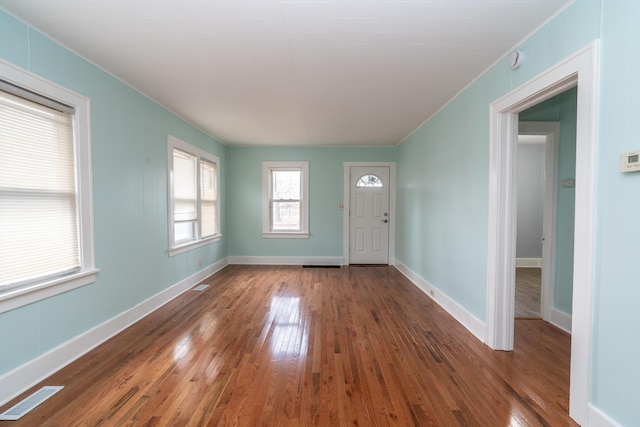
[343, 162, 396, 265]
[486, 41, 599, 425]
[518, 121, 559, 324]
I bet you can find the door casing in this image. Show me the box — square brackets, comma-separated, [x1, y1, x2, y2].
[486, 41, 599, 425]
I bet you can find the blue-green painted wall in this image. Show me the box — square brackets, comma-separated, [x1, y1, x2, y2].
[2, 0, 640, 425]
[593, 1, 640, 424]
[397, 0, 640, 424]
[227, 146, 396, 258]
[0, 11, 227, 375]
[520, 88, 577, 315]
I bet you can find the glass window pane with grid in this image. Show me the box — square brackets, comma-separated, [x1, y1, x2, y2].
[200, 159, 217, 238]
[168, 135, 220, 255]
[271, 170, 301, 231]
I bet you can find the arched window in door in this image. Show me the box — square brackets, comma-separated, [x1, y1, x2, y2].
[355, 174, 384, 188]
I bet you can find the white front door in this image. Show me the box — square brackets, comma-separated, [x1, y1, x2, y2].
[349, 166, 390, 264]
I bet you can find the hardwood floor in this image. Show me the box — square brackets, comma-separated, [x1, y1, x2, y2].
[515, 267, 542, 319]
[0, 265, 575, 426]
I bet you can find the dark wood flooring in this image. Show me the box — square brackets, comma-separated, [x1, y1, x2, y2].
[0, 265, 575, 426]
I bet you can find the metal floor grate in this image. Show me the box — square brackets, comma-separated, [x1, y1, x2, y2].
[192, 284, 209, 291]
[0, 386, 63, 420]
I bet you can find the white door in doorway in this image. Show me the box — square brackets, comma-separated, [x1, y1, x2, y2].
[349, 166, 390, 264]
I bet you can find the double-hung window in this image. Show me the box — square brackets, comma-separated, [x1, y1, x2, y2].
[168, 135, 220, 255]
[262, 161, 309, 238]
[0, 61, 96, 313]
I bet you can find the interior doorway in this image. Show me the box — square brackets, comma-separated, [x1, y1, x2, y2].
[486, 41, 599, 425]
[515, 122, 560, 324]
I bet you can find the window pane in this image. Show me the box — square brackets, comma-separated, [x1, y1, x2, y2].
[200, 159, 217, 237]
[272, 170, 300, 200]
[174, 221, 196, 243]
[356, 174, 383, 187]
[173, 149, 197, 221]
[272, 201, 300, 231]
[0, 89, 79, 287]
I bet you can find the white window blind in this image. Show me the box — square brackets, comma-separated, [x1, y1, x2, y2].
[172, 148, 198, 244]
[0, 89, 80, 289]
[167, 135, 220, 255]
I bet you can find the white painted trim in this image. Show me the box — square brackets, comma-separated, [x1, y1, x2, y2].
[486, 41, 599, 426]
[519, 121, 560, 324]
[550, 308, 572, 334]
[0, 258, 228, 407]
[588, 405, 623, 427]
[167, 135, 222, 256]
[228, 256, 343, 266]
[0, 58, 97, 313]
[261, 161, 309, 237]
[395, 261, 486, 343]
[343, 162, 396, 266]
[515, 258, 542, 268]
[261, 232, 309, 239]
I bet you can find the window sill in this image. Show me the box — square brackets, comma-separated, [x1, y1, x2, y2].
[0, 268, 99, 314]
[169, 234, 222, 256]
[262, 232, 309, 239]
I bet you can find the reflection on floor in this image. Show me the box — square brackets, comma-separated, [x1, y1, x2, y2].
[515, 267, 541, 318]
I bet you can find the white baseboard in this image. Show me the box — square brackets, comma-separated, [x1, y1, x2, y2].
[588, 404, 622, 427]
[228, 256, 343, 266]
[550, 307, 572, 333]
[394, 261, 486, 343]
[0, 257, 229, 407]
[516, 258, 542, 268]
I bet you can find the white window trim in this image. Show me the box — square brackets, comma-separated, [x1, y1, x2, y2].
[0, 59, 98, 314]
[262, 161, 309, 239]
[168, 135, 221, 256]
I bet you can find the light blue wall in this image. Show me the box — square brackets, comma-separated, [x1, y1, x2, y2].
[2, 0, 640, 425]
[520, 88, 577, 315]
[397, 0, 640, 424]
[593, 1, 640, 425]
[0, 11, 227, 375]
[227, 146, 396, 258]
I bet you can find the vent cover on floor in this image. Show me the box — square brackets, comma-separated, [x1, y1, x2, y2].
[193, 284, 209, 291]
[0, 386, 63, 420]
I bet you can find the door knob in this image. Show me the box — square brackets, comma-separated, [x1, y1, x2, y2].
[382, 219, 388, 223]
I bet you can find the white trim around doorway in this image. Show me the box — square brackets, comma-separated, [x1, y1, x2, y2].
[486, 40, 599, 426]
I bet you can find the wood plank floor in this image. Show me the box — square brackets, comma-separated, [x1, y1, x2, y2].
[515, 268, 542, 319]
[0, 265, 575, 426]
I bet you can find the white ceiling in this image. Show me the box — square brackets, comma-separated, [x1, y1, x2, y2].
[0, 0, 570, 147]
